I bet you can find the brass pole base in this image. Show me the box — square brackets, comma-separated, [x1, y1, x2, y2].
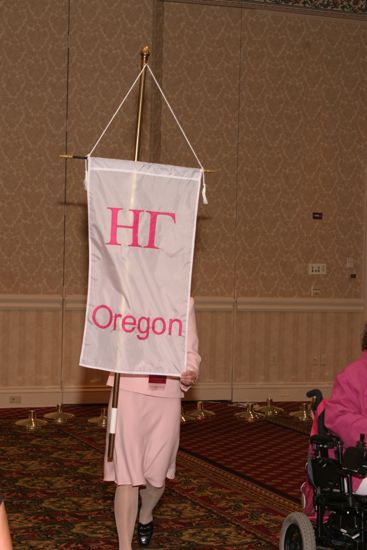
[185, 401, 215, 421]
[289, 402, 312, 422]
[235, 403, 262, 423]
[181, 406, 193, 423]
[256, 397, 284, 417]
[44, 404, 74, 424]
[181, 406, 187, 423]
[88, 407, 107, 429]
[15, 409, 48, 431]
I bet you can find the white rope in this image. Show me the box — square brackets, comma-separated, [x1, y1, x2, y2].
[87, 64, 147, 157]
[146, 66, 202, 170]
[146, 65, 207, 204]
[85, 63, 208, 203]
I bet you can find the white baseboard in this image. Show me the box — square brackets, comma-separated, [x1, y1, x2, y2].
[0, 385, 230, 407]
[0, 386, 110, 408]
[232, 383, 333, 403]
[183, 383, 232, 401]
[185, 382, 334, 403]
[0, 382, 333, 408]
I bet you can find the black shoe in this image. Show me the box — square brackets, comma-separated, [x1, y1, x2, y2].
[138, 521, 154, 546]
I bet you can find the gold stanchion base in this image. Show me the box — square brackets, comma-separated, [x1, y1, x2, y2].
[256, 398, 284, 417]
[235, 403, 262, 423]
[15, 409, 48, 431]
[88, 407, 107, 428]
[185, 401, 215, 421]
[43, 404, 74, 423]
[181, 406, 192, 423]
[289, 402, 312, 422]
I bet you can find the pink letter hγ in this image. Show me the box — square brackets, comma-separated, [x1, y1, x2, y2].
[106, 208, 176, 249]
[106, 208, 143, 247]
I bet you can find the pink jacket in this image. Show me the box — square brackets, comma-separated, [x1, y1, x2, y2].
[325, 351, 367, 449]
[107, 297, 201, 398]
[325, 351, 367, 490]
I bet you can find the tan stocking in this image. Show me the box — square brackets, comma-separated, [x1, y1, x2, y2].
[114, 485, 139, 550]
[138, 483, 165, 524]
[0, 502, 12, 550]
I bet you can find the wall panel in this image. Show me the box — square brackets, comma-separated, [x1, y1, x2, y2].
[233, 298, 363, 401]
[64, 0, 155, 296]
[62, 304, 108, 402]
[0, 296, 62, 406]
[0, 0, 68, 294]
[236, 10, 367, 298]
[190, 298, 234, 399]
[0, 296, 362, 405]
[160, 2, 242, 296]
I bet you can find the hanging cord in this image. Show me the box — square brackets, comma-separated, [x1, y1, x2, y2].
[85, 64, 208, 204]
[146, 65, 207, 204]
[83, 65, 147, 189]
[88, 64, 147, 157]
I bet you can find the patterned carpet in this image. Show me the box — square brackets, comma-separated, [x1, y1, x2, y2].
[0, 402, 304, 549]
[180, 401, 310, 501]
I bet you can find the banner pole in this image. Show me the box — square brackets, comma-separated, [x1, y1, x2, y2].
[133, 45, 150, 161]
[107, 45, 151, 462]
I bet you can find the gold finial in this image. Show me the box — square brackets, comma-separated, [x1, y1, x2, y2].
[140, 45, 151, 60]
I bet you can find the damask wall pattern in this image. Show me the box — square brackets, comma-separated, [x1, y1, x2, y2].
[159, 2, 242, 297]
[1, 0, 366, 299]
[237, 10, 367, 297]
[0, 0, 69, 294]
[159, 2, 367, 298]
[64, 0, 154, 295]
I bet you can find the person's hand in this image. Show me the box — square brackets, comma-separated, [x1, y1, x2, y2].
[180, 369, 197, 388]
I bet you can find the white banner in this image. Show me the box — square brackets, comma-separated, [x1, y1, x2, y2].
[80, 157, 201, 377]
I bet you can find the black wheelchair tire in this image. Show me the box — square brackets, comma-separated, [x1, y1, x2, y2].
[279, 512, 316, 550]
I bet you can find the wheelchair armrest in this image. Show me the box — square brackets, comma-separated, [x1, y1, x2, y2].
[310, 434, 342, 449]
[306, 388, 323, 412]
[342, 446, 365, 472]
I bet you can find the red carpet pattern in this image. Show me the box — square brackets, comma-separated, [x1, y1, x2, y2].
[0, 403, 303, 548]
[180, 402, 309, 501]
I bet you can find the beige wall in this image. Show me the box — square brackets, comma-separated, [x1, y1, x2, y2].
[1, 0, 367, 406]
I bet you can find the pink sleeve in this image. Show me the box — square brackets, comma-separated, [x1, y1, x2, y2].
[325, 362, 367, 449]
[180, 297, 201, 392]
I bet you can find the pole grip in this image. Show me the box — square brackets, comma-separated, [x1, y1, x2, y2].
[107, 372, 121, 461]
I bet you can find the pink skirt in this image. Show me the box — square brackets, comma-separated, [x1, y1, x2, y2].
[103, 389, 181, 487]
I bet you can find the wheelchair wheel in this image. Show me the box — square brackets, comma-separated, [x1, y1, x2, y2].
[279, 512, 316, 550]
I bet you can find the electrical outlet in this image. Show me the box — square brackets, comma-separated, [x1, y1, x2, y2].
[9, 395, 21, 404]
[308, 263, 327, 275]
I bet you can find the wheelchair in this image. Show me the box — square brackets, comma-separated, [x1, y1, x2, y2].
[279, 389, 367, 550]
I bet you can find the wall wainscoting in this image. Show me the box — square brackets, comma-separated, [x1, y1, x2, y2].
[0, 295, 363, 407]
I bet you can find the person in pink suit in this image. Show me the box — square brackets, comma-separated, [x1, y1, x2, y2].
[104, 297, 201, 549]
[325, 324, 367, 494]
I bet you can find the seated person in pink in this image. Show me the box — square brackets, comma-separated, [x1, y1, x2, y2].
[325, 324, 367, 494]
[104, 297, 201, 550]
